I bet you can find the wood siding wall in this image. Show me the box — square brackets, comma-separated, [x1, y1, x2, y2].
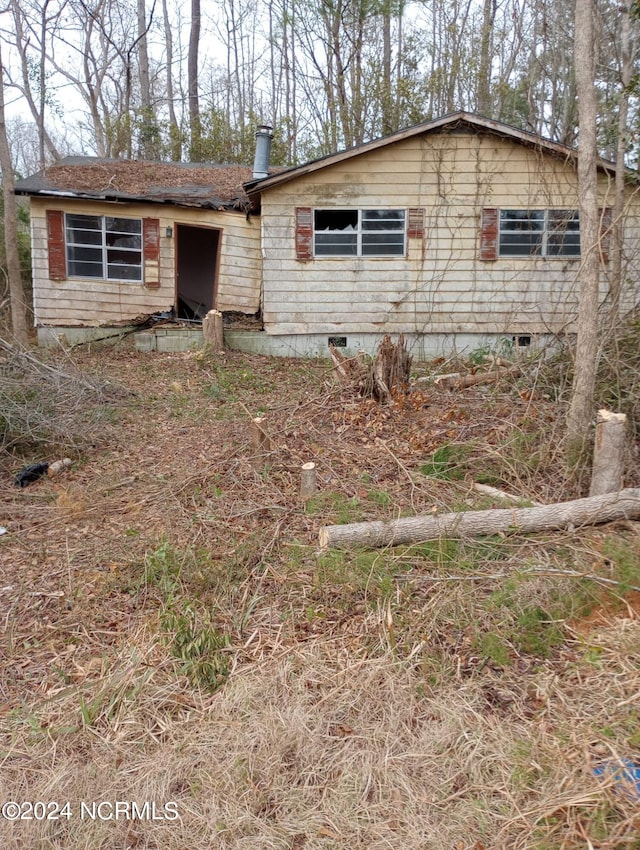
[260, 132, 640, 337]
[30, 199, 261, 326]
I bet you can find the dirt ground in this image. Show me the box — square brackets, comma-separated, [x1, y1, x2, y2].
[1, 343, 639, 850]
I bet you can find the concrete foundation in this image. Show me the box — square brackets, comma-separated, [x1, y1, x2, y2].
[37, 326, 137, 348]
[38, 326, 550, 359]
[134, 327, 204, 352]
[224, 330, 547, 360]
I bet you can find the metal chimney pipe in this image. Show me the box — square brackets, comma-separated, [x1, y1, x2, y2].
[252, 125, 273, 179]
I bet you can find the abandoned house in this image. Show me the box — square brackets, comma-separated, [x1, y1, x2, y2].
[14, 112, 640, 357]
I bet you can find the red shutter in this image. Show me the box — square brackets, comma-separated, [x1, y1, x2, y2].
[407, 207, 425, 240]
[143, 218, 160, 261]
[295, 207, 313, 261]
[143, 218, 160, 289]
[599, 207, 612, 264]
[480, 208, 499, 261]
[46, 210, 66, 280]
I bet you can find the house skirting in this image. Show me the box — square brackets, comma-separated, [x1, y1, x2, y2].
[37, 326, 549, 358]
[224, 330, 546, 359]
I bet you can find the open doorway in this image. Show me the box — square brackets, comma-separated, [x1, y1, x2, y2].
[175, 224, 221, 320]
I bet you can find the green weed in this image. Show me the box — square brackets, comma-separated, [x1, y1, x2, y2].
[479, 632, 511, 667]
[601, 537, 640, 592]
[305, 492, 365, 524]
[365, 488, 393, 507]
[419, 444, 469, 480]
[161, 603, 230, 692]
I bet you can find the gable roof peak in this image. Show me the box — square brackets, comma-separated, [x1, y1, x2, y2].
[245, 111, 618, 196]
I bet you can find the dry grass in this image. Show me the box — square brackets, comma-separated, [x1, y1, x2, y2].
[1, 341, 640, 849]
[1, 621, 639, 849]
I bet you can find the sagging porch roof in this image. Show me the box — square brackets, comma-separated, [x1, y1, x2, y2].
[15, 157, 256, 212]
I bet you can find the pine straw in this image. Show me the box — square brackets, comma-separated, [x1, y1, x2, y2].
[1, 619, 639, 850]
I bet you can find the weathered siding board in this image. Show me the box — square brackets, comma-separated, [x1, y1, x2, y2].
[260, 132, 638, 337]
[31, 199, 261, 326]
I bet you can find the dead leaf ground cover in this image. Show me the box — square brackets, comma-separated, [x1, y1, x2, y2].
[1, 342, 640, 850]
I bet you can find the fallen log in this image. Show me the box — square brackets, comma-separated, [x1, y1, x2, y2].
[328, 345, 363, 381]
[434, 365, 519, 391]
[472, 482, 544, 507]
[318, 488, 640, 550]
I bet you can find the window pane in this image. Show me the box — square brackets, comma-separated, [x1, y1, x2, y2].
[315, 232, 357, 255]
[66, 227, 102, 246]
[500, 210, 544, 231]
[547, 233, 581, 255]
[108, 263, 143, 281]
[107, 248, 141, 264]
[548, 209, 579, 228]
[105, 217, 141, 234]
[68, 260, 104, 277]
[499, 234, 543, 255]
[106, 233, 141, 249]
[500, 210, 543, 256]
[314, 210, 357, 231]
[362, 210, 405, 230]
[362, 232, 405, 255]
[69, 246, 102, 263]
[67, 214, 101, 231]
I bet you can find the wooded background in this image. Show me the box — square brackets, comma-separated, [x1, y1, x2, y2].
[1, 0, 639, 174]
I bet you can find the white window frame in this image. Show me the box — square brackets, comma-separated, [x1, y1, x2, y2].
[65, 213, 143, 281]
[313, 208, 406, 257]
[499, 209, 580, 258]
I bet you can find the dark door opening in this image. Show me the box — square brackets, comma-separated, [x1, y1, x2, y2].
[175, 225, 220, 320]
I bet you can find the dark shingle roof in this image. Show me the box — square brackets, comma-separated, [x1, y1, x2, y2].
[15, 157, 255, 212]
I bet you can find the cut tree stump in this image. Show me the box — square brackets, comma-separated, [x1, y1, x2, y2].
[251, 416, 272, 453]
[318, 488, 640, 549]
[368, 333, 412, 401]
[202, 309, 224, 351]
[589, 409, 627, 497]
[300, 462, 317, 500]
[328, 335, 412, 403]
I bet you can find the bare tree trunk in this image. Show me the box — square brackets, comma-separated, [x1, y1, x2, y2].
[9, 0, 61, 165]
[188, 0, 202, 160]
[609, 3, 632, 322]
[38, 0, 51, 170]
[566, 0, 600, 456]
[0, 42, 29, 346]
[477, 0, 495, 115]
[137, 0, 151, 113]
[136, 0, 159, 159]
[161, 0, 181, 161]
[381, 2, 393, 135]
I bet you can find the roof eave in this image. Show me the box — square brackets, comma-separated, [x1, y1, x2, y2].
[15, 187, 249, 212]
